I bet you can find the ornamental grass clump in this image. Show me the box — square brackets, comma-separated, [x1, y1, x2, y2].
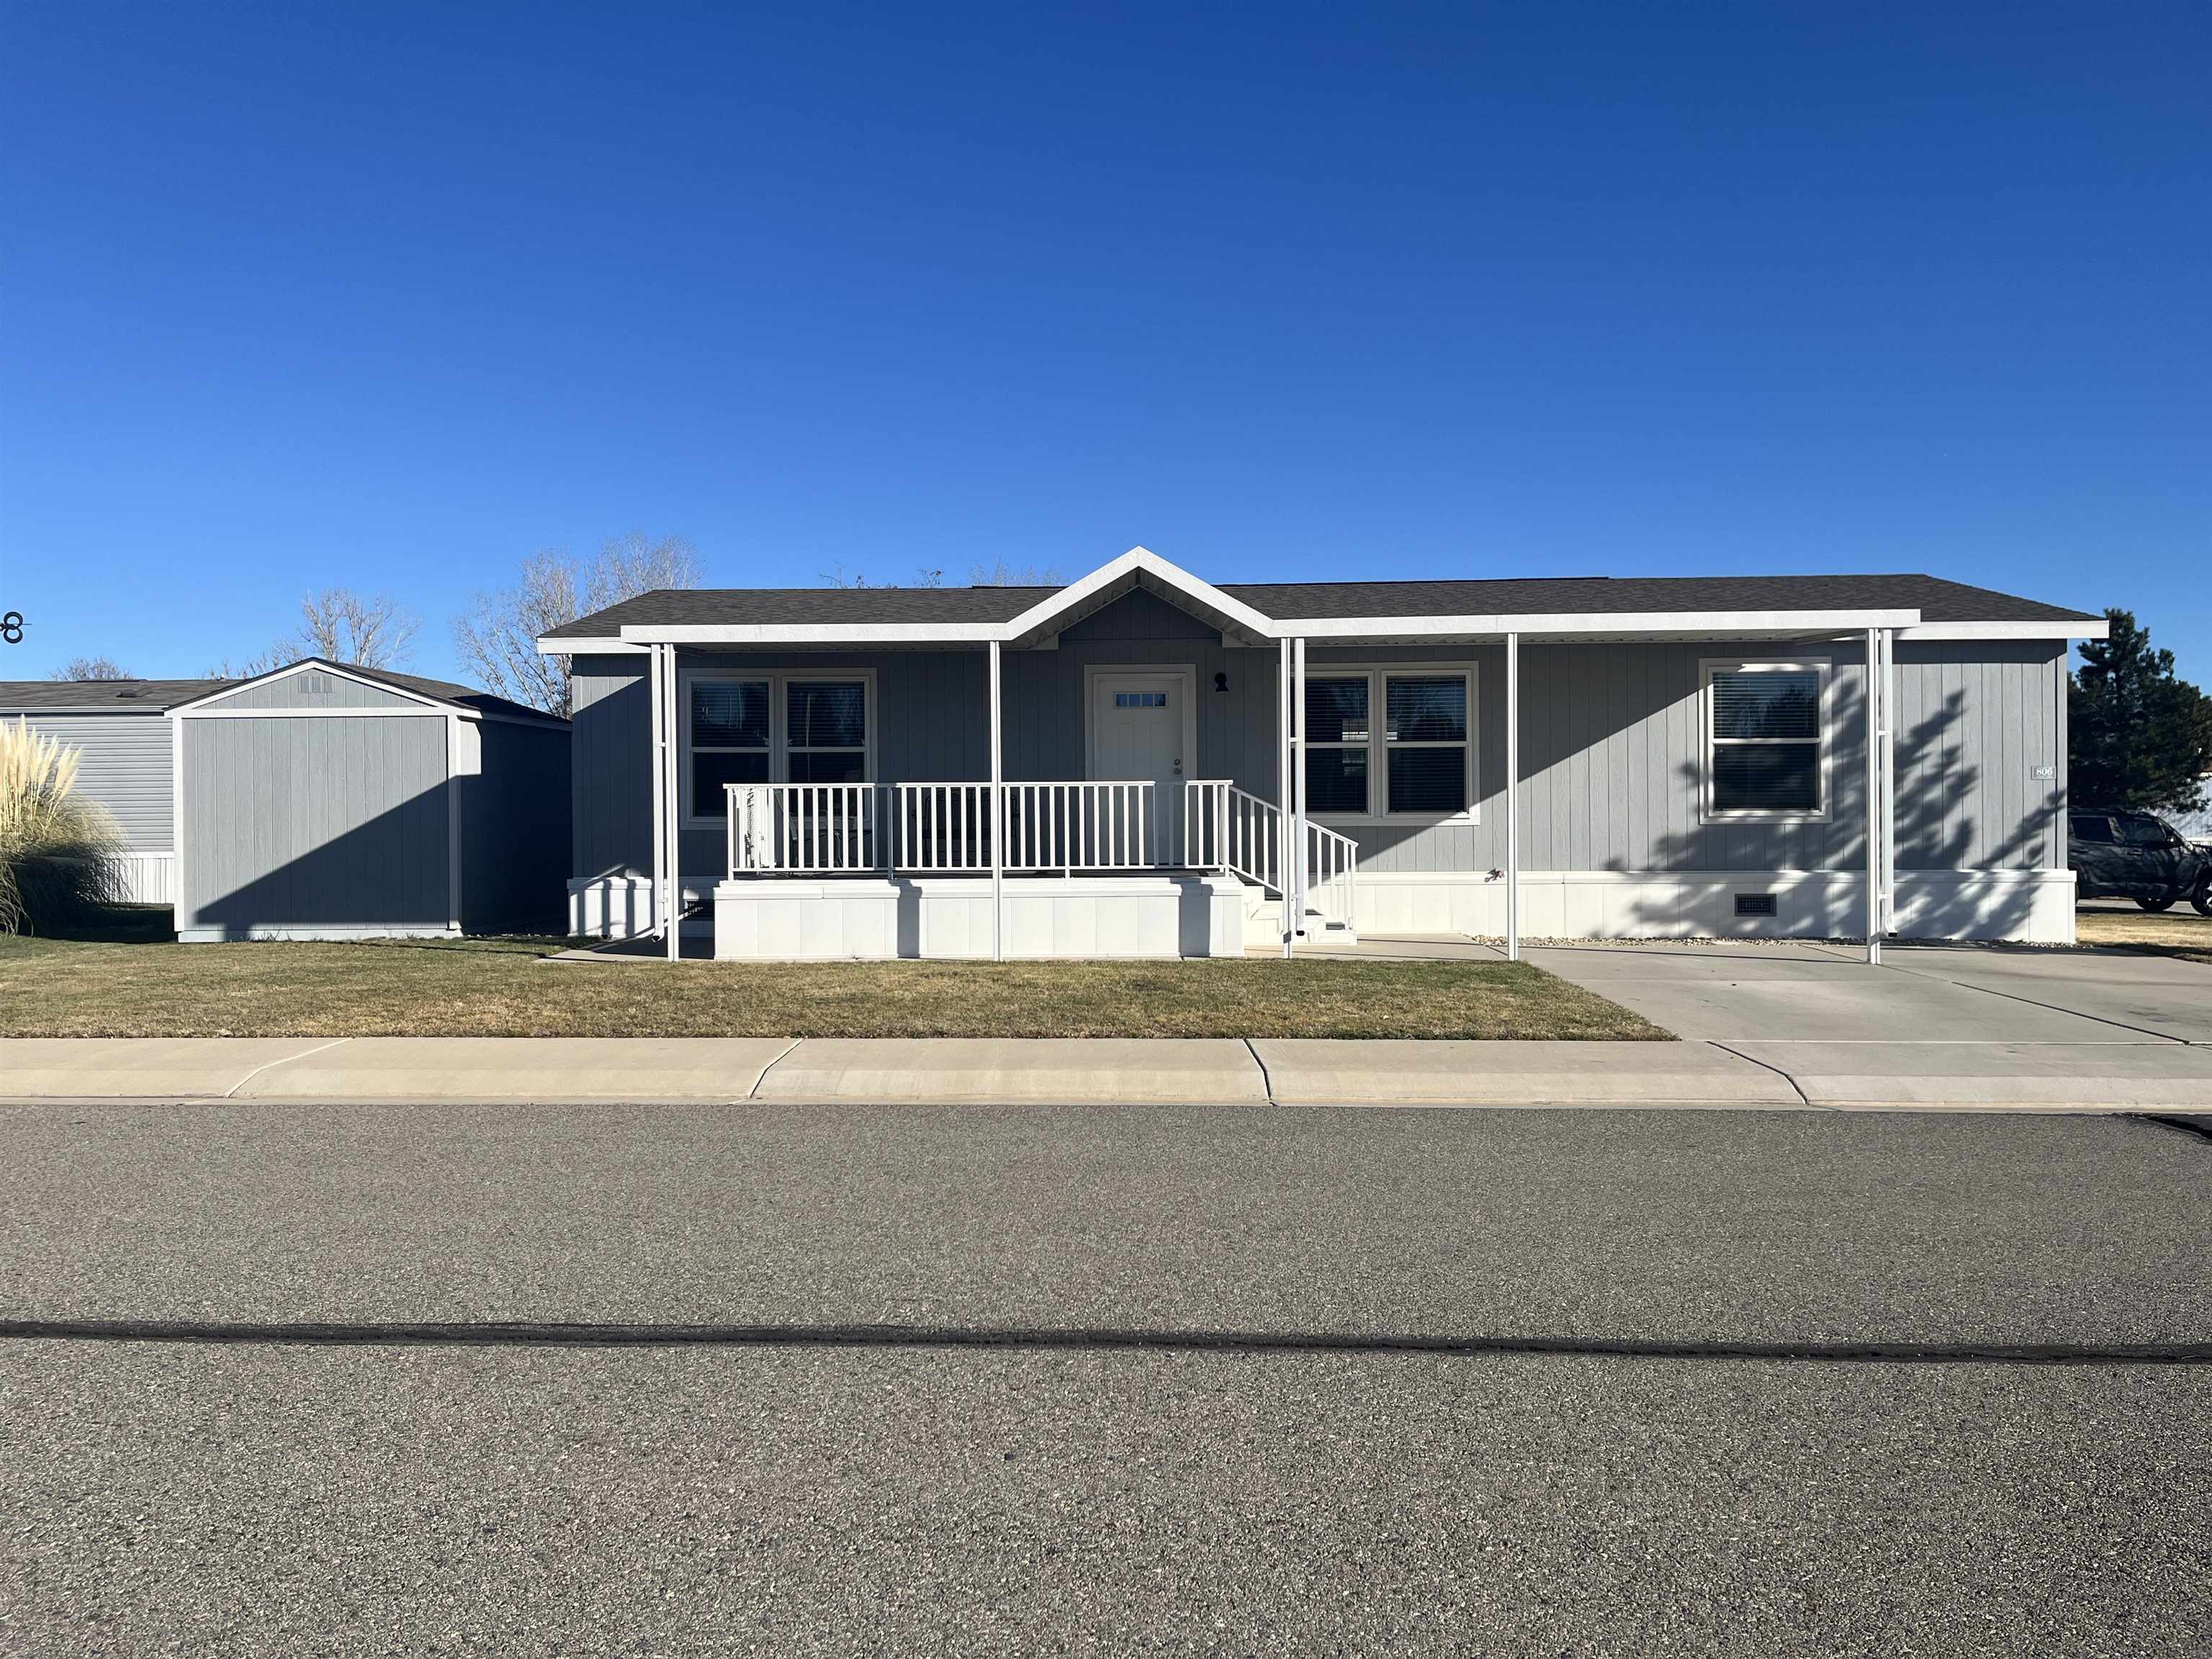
[0, 717, 125, 933]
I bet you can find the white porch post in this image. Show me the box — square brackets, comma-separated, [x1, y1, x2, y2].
[1292, 634, 1308, 938]
[1864, 627, 1882, 966]
[663, 642, 681, 962]
[1278, 637, 1293, 957]
[1505, 631, 1520, 962]
[649, 639, 666, 945]
[989, 640, 1004, 963]
[1880, 626, 1897, 935]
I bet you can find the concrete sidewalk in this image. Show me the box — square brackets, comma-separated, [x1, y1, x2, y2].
[2, 1033, 2209, 1110]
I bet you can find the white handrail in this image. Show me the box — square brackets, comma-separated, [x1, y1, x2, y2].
[1217, 784, 1357, 933]
[1182, 780, 1233, 872]
[1003, 781, 1154, 871]
[727, 783, 880, 874]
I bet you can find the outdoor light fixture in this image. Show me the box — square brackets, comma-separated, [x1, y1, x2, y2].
[1214, 672, 1228, 691]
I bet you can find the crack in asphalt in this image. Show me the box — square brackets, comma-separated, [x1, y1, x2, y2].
[1, 1318, 2204, 1366]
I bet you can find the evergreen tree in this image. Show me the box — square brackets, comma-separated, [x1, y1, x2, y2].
[2069, 610, 2212, 813]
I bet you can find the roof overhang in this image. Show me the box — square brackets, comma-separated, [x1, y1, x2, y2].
[1897, 619, 2107, 642]
[546, 546, 2102, 652]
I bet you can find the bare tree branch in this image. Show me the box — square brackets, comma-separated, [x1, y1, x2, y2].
[48, 657, 132, 681]
[454, 534, 702, 716]
[968, 561, 1062, 586]
[282, 589, 421, 669]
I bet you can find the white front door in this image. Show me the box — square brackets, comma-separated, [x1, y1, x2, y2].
[1089, 669, 1195, 865]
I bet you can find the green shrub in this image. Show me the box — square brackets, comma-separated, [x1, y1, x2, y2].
[0, 717, 126, 934]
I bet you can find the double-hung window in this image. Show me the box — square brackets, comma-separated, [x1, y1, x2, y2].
[688, 675, 872, 817]
[1302, 667, 1475, 819]
[691, 682, 770, 818]
[1703, 660, 1827, 819]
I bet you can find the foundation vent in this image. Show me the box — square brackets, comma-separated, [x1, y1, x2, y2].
[1734, 893, 1779, 918]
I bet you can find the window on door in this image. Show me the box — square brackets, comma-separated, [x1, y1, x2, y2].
[1302, 668, 1474, 818]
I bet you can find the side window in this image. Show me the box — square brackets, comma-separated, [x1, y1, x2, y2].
[1303, 677, 1371, 814]
[2069, 814, 2115, 844]
[2117, 816, 2171, 848]
[1707, 664, 1825, 816]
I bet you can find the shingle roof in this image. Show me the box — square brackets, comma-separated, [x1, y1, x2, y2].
[1219, 573, 2100, 624]
[544, 571, 2098, 638]
[0, 677, 232, 713]
[338, 665, 567, 726]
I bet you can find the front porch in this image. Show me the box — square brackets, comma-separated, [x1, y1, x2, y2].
[711, 778, 1354, 961]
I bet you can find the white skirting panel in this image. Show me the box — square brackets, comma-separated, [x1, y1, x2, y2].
[712, 875, 1248, 961]
[115, 851, 176, 906]
[179, 925, 462, 943]
[1352, 869, 2077, 945]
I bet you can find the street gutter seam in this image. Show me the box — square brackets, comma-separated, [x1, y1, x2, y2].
[1242, 1038, 1277, 1105]
[1706, 1040, 1814, 1108]
[749, 1038, 804, 1100]
[4, 1316, 2204, 1367]
[222, 1038, 354, 1100]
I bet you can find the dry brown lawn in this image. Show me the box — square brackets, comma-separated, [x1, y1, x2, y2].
[2073, 906, 2212, 966]
[0, 914, 1667, 1040]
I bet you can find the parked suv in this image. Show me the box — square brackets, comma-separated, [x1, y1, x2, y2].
[2069, 808, 2212, 914]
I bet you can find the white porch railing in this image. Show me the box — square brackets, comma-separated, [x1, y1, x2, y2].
[727, 783, 881, 873]
[1002, 781, 1154, 872]
[728, 778, 1353, 929]
[893, 781, 994, 872]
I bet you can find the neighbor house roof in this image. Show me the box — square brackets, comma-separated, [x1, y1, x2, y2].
[168, 660, 567, 727]
[539, 548, 2105, 651]
[0, 677, 233, 713]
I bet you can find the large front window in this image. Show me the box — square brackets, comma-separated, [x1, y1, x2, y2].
[690, 675, 871, 817]
[1302, 667, 1474, 818]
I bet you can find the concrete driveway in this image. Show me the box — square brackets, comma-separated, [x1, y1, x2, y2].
[1526, 939, 2212, 1106]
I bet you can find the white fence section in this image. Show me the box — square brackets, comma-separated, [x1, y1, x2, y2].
[727, 783, 881, 874]
[894, 782, 994, 872]
[1003, 781, 1154, 872]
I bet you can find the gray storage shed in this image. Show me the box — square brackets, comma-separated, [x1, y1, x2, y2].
[0, 677, 230, 904]
[171, 660, 569, 941]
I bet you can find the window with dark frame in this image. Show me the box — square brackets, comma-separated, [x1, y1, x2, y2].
[1302, 670, 1473, 817]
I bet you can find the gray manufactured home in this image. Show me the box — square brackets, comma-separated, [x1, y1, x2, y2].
[538, 547, 2103, 962]
[171, 660, 570, 941]
[0, 677, 231, 904]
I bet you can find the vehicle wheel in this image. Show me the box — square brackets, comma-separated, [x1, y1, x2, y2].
[2194, 884, 2212, 918]
[2136, 896, 2176, 912]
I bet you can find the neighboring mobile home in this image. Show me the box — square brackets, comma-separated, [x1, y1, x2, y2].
[0, 677, 230, 903]
[538, 547, 2105, 962]
[169, 660, 570, 941]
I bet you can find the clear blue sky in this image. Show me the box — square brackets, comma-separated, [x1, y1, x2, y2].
[3, 3, 2205, 684]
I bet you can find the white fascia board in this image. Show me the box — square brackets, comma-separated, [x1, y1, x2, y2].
[1002, 547, 1282, 644]
[538, 636, 647, 656]
[622, 622, 1004, 645]
[1897, 619, 2107, 641]
[168, 657, 461, 716]
[1278, 608, 1923, 640]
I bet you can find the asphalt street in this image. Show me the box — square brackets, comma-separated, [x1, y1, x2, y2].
[3, 1102, 2208, 1655]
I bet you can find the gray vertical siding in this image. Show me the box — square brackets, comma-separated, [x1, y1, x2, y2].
[179, 715, 451, 930]
[462, 720, 572, 932]
[566, 595, 2067, 881]
[10, 711, 172, 850]
[214, 669, 421, 710]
